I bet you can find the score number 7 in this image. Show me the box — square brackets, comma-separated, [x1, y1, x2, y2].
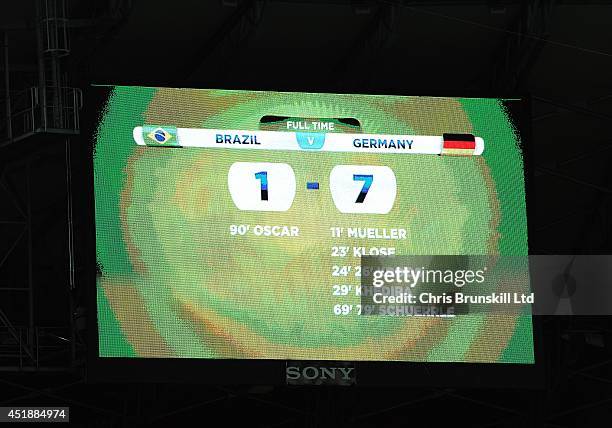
[353, 174, 373, 203]
[330, 165, 396, 214]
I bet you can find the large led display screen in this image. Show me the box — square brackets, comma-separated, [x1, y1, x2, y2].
[93, 86, 534, 363]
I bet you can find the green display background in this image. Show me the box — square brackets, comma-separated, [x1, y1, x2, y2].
[94, 86, 533, 363]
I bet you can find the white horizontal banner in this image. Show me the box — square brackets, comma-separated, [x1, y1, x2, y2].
[133, 126, 484, 156]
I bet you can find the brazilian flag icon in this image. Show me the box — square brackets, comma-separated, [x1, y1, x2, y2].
[143, 125, 179, 147]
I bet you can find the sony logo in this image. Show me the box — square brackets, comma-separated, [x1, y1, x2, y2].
[286, 366, 355, 382]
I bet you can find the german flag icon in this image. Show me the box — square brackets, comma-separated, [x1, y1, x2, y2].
[441, 133, 477, 156]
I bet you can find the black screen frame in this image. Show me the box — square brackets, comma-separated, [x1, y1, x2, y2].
[80, 84, 544, 388]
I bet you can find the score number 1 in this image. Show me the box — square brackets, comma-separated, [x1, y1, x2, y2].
[228, 162, 396, 214]
[254, 171, 269, 200]
[228, 162, 296, 211]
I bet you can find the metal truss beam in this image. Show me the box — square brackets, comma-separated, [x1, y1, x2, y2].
[331, 2, 395, 89]
[0, 149, 79, 372]
[0, 379, 84, 406]
[530, 100, 612, 252]
[491, 0, 555, 92]
[217, 386, 309, 416]
[182, 0, 266, 83]
[353, 390, 446, 421]
[0, 376, 121, 418]
[148, 393, 234, 424]
[533, 96, 612, 122]
[536, 167, 612, 195]
[255, 0, 612, 5]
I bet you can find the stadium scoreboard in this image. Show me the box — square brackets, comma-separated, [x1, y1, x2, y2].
[92, 86, 533, 368]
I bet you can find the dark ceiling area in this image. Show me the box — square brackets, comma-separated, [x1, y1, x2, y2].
[1, 1, 612, 427]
